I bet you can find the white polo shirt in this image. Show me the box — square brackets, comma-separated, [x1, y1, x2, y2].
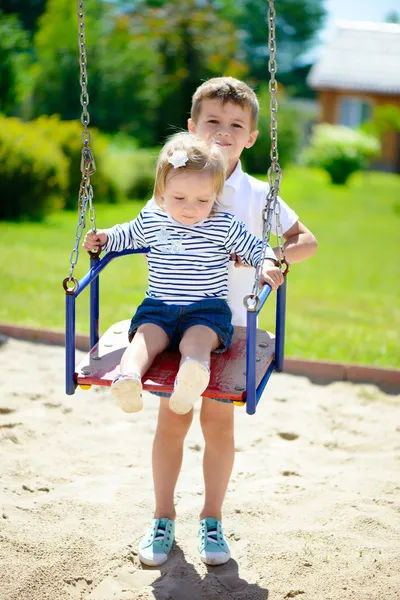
[146, 161, 298, 326]
[215, 161, 298, 326]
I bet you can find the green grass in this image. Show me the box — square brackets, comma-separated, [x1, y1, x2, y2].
[0, 166, 399, 367]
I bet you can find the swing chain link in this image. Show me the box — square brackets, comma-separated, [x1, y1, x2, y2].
[64, 1, 97, 294]
[247, 0, 287, 307]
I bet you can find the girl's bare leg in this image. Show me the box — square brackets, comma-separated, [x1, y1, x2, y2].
[169, 325, 219, 415]
[152, 397, 193, 520]
[113, 323, 169, 413]
[120, 323, 170, 376]
[200, 397, 235, 521]
[178, 324, 219, 365]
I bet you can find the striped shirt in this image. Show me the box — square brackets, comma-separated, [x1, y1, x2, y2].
[103, 208, 276, 305]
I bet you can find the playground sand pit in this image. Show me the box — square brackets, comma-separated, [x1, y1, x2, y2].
[0, 338, 399, 600]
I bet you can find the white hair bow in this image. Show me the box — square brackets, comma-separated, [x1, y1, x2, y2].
[168, 150, 188, 169]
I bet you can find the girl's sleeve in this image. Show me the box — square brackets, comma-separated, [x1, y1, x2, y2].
[102, 211, 147, 252]
[224, 217, 276, 268]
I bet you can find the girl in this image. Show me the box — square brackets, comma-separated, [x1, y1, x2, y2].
[83, 132, 283, 566]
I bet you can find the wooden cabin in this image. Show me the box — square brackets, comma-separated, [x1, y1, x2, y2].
[308, 21, 400, 173]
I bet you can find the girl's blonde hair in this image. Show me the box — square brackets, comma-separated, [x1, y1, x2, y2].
[153, 132, 227, 212]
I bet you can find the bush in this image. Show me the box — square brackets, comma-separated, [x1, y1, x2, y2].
[301, 124, 380, 185]
[362, 104, 400, 137]
[243, 87, 304, 174]
[125, 149, 157, 199]
[0, 115, 68, 220]
[104, 139, 157, 200]
[32, 115, 118, 209]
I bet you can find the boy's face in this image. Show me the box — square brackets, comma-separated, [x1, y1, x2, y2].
[162, 170, 216, 226]
[188, 99, 258, 176]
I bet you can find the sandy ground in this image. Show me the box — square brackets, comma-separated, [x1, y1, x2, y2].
[0, 338, 399, 600]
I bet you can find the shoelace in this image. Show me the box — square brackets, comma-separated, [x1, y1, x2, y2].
[205, 521, 219, 544]
[154, 522, 167, 542]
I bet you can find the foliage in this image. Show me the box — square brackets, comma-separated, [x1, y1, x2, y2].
[236, 0, 326, 80]
[0, 115, 68, 220]
[243, 88, 305, 173]
[125, 150, 157, 200]
[362, 104, 400, 137]
[22, 0, 249, 145]
[278, 64, 316, 99]
[301, 124, 380, 185]
[103, 137, 158, 201]
[94, 16, 161, 143]
[126, 0, 248, 142]
[26, 0, 160, 144]
[385, 10, 400, 24]
[32, 115, 117, 208]
[29, 0, 106, 121]
[0, 10, 32, 115]
[0, 0, 46, 33]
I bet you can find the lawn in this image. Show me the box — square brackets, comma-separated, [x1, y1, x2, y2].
[0, 166, 399, 367]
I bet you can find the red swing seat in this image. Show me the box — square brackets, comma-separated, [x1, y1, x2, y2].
[76, 320, 275, 404]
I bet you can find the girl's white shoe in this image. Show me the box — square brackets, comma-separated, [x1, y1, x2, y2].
[111, 373, 143, 413]
[169, 359, 210, 415]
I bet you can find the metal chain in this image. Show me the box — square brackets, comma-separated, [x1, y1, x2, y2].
[250, 0, 286, 300]
[64, 1, 97, 291]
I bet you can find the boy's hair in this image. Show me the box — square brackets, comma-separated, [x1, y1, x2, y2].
[154, 132, 227, 212]
[191, 77, 259, 131]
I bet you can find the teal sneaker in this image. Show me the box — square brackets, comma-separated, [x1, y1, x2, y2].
[198, 517, 231, 565]
[138, 518, 175, 566]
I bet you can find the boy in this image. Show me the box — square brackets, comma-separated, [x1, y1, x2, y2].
[141, 77, 317, 567]
[188, 76, 318, 325]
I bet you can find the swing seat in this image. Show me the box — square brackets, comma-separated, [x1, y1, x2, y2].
[75, 320, 275, 402]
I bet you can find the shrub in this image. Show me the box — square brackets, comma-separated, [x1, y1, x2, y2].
[242, 87, 305, 174]
[125, 149, 157, 200]
[362, 104, 400, 136]
[301, 124, 380, 185]
[32, 115, 118, 209]
[104, 140, 157, 200]
[0, 115, 68, 220]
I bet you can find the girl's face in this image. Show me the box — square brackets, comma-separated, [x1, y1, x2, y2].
[162, 169, 217, 225]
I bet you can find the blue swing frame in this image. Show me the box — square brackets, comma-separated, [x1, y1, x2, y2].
[65, 250, 287, 415]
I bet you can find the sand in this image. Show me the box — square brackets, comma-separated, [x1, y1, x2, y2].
[0, 338, 399, 600]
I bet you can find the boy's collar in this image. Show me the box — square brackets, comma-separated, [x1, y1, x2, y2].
[225, 160, 243, 192]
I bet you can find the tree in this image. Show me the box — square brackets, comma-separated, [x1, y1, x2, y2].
[235, 0, 326, 81]
[95, 13, 161, 143]
[28, 0, 160, 143]
[385, 10, 400, 24]
[0, 10, 32, 115]
[0, 0, 46, 33]
[125, 0, 248, 142]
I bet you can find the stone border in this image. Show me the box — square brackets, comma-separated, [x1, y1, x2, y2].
[0, 323, 399, 391]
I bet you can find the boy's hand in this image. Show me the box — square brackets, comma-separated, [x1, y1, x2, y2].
[82, 230, 108, 253]
[261, 260, 284, 290]
[232, 253, 252, 268]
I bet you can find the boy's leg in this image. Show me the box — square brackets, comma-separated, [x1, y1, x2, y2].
[152, 397, 194, 520]
[197, 397, 234, 565]
[199, 397, 234, 521]
[113, 323, 169, 413]
[138, 396, 193, 566]
[169, 325, 219, 415]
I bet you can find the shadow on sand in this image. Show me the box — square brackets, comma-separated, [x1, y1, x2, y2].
[141, 543, 269, 600]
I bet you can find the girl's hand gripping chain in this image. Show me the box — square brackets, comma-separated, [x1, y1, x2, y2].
[82, 230, 108, 253]
[261, 259, 284, 290]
